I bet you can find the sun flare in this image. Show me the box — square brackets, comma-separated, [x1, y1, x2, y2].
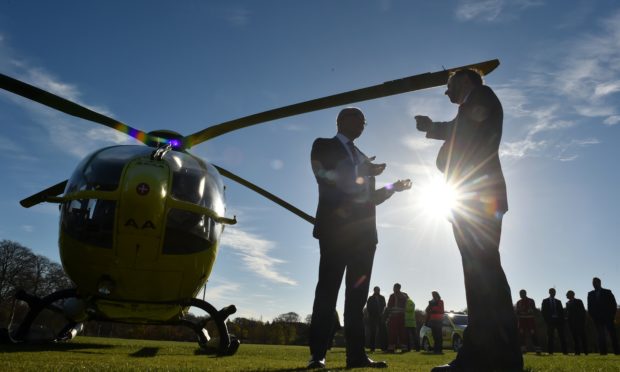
[418, 175, 459, 219]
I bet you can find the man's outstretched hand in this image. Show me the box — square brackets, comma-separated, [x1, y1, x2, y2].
[359, 157, 387, 177]
[391, 179, 412, 192]
[415, 115, 432, 132]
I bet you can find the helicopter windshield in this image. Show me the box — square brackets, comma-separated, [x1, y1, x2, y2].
[61, 146, 153, 249]
[66, 146, 153, 193]
[60, 146, 227, 253]
[163, 152, 226, 254]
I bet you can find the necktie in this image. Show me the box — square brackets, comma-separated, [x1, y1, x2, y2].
[347, 141, 359, 164]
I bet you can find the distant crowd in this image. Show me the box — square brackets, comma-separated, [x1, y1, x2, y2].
[359, 276, 618, 357]
[516, 277, 618, 356]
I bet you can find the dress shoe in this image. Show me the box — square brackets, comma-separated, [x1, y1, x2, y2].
[307, 357, 326, 369]
[431, 361, 522, 372]
[346, 357, 387, 369]
[431, 364, 461, 372]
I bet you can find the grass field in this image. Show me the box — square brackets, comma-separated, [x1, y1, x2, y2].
[1, 336, 619, 371]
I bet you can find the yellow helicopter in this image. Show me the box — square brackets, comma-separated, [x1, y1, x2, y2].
[0, 59, 499, 355]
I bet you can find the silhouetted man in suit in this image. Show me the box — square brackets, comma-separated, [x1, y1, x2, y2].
[415, 69, 522, 372]
[587, 277, 619, 355]
[565, 290, 588, 355]
[541, 288, 567, 354]
[366, 286, 386, 352]
[308, 107, 411, 369]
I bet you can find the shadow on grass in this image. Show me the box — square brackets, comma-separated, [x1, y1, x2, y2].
[244, 368, 347, 372]
[0, 341, 113, 353]
[130, 346, 159, 358]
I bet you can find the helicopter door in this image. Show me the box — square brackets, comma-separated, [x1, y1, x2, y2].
[115, 157, 170, 267]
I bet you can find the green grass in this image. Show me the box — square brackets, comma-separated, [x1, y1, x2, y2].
[1, 336, 619, 371]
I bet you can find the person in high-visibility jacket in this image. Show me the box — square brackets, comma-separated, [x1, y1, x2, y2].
[515, 289, 540, 354]
[385, 283, 409, 352]
[405, 296, 420, 352]
[426, 291, 444, 354]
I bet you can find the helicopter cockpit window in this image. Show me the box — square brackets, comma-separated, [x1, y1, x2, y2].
[61, 198, 116, 249]
[66, 146, 152, 193]
[163, 153, 225, 254]
[61, 146, 151, 249]
[163, 209, 216, 254]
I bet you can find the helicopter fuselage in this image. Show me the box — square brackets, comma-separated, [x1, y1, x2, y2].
[58, 145, 234, 322]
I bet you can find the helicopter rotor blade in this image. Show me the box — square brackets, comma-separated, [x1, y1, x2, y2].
[0, 73, 160, 145]
[212, 164, 315, 225]
[20, 180, 68, 208]
[184, 59, 499, 148]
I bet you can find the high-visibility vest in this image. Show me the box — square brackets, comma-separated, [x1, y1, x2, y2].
[429, 299, 444, 321]
[405, 298, 417, 328]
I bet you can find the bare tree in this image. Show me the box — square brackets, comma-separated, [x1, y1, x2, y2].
[273, 312, 301, 323]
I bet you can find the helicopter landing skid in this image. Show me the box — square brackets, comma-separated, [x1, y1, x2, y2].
[2, 289, 240, 356]
[181, 298, 240, 356]
[4, 288, 79, 343]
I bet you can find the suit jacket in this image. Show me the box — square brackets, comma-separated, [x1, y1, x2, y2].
[565, 298, 586, 326]
[426, 85, 508, 214]
[311, 136, 392, 243]
[541, 297, 564, 324]
[588, 288, 618, 323]
[366, 294, 386, 319]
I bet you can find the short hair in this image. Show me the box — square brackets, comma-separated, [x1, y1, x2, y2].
[566, 290, 575, 297]
[451, 68, 483, 86]
[519, 289, 526, 295]
[549, 288, 556, 294]
[394, 283, 401, 290]
[593, 277, 601, 283]
[374, 286, 380, 291]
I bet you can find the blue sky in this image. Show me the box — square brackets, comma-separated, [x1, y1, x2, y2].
[1, 0, 619, 321]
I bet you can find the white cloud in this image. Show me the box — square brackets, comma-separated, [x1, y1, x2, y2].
[1, 64, 138, 158]
[603, 115, 620, 126]
[594, 81, 620, 97]
[456, 0, 503, 21]
[220, 227, 297, 285]
[202, 282, 241, 304]
[500, 138, 547, 159]
[21, 225, 34, 233]
[553, 137, 600, 162]
[455, 0, 543, 22]
[498, 10, 620, 160]
[401, 135, 435, 152]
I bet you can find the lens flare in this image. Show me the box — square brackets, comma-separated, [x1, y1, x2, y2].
[418, 175, 459, 220]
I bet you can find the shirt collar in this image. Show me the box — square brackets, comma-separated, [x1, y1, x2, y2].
[335, 132, 352, 145]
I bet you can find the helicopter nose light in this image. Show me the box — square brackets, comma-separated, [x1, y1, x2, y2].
[97, 276, 115, 296]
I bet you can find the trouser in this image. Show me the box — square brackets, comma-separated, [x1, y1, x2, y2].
[387, 313, 407, 350]
[407, 326, 420, 351]
[309, 238, 375, 362]
[568, 323, 588, 355]
[451, 212, 523, 370]
[368, 316, 380, 350]
[429, 319, 443, 353]
[545, 320, 567, 354]
[594, 320, 619, 355]
[518, 319, 540, 351]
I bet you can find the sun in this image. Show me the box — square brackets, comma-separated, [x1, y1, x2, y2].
[417, 175, 459, 220]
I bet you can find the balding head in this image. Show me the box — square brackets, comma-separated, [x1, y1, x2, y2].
[336, 107, 366, 140]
